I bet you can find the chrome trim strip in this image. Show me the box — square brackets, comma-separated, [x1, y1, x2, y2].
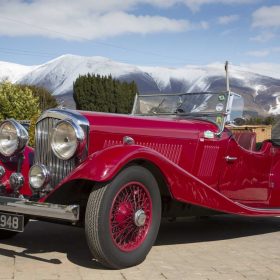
[0, 196, 79, 222]
[37, 108, 89, 127]
[137, 91, 228, 98]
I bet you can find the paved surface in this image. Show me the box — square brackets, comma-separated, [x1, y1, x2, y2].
[0, 215, 280, 280]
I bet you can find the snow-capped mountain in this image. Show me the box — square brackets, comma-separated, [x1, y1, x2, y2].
[18, 55, 143, 95]
[1, 54, 280, 115]
[0, 61, 35, 83]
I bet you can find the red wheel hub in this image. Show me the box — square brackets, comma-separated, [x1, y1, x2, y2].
[114, 202, 133, 224]
[110, 182, 152, 252]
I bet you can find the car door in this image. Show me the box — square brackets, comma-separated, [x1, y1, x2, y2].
[218, 136, 273, 204]
[192, 131, 230, 191]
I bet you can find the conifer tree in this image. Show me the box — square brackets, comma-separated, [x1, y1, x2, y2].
[73, 74, 137, 113]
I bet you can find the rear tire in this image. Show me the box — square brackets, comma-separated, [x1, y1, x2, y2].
[85, 166, 161, 269]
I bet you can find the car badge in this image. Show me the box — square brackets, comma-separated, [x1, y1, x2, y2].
[204, 130, 214, 139]
[218, 94, 225, 101]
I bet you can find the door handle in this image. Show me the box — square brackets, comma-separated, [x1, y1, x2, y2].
[225, 156, 237, 162]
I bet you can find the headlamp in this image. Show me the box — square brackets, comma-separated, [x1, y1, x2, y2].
[51, 119, 85, 160]
[0, 120, 28, 157]
[29, 164, 50, 190]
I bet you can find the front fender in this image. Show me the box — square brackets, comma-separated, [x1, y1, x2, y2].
[42, 144, 173, 201]
[53, 145, 166, 185]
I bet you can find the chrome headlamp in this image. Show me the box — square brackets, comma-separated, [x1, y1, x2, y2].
[0, 120, 29, 157]
[51, 119, 85, 160]
[29, 164, 50, 190]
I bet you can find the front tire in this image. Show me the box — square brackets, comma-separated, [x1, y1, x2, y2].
[85, 166, 161, 269]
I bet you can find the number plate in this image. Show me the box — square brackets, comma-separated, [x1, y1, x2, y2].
[0, 212, 24, 232]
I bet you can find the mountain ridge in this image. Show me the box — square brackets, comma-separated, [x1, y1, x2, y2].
[1, 54, 280, 114]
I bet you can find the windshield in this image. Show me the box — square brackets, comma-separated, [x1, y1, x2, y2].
[132, 91, 280, 143]
[132, 92, 230, 131]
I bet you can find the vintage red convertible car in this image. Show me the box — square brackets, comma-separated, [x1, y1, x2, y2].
[0, 90, 279, 268]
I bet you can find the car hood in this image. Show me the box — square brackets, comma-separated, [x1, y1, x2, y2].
[79, 111, 219, 140]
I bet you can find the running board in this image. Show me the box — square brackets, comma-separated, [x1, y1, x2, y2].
[235, 202, 280, 216]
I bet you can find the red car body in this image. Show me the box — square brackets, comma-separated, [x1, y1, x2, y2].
[0, 90, 279, 268]
[42, 111, 280, 215]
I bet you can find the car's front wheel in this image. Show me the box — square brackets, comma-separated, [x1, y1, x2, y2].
[85, 166, 161, 269]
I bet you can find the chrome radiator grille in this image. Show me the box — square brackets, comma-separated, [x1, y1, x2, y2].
[34, 117, 76, 188]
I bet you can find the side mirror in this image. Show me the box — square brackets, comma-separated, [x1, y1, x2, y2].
[233, 117, 246, 126]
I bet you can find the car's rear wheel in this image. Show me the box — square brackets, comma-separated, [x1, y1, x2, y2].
[85, 166, 161, 269]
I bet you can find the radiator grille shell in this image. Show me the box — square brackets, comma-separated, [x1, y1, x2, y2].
[33, 109, 89, 189]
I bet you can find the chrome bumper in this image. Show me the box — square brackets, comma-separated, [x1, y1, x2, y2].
[0, 196, 79, 223]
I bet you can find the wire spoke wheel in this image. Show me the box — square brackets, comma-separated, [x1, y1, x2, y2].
[110, 182, 152, 252]
[85, 166, 161, 269]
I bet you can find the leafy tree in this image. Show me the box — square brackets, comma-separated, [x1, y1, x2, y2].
[0, 81, 41, 146]
[0, 81, 41, 120]
[73, 74, 137, 113]
[18, 84, 58, 111]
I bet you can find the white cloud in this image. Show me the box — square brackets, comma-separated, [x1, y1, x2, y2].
[246, 50, 270, 57]
[136, 0, 256, 12]
[246, 47, 280, 58]
[181, 0, 256, 12]
[198, 21, 210, 30]
[272, 47, 280, 53]
[218, 14, 239, 25]
[250, 32, 275, 43]
[220, 28, 236, 36]
[241, 63, 280, 79]
[0, 0, 190, 41]
[252, 5, 280, 29]
[0, 0, 259, 41]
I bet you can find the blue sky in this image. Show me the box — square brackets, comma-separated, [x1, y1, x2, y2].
[0, 0, 279, 67]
